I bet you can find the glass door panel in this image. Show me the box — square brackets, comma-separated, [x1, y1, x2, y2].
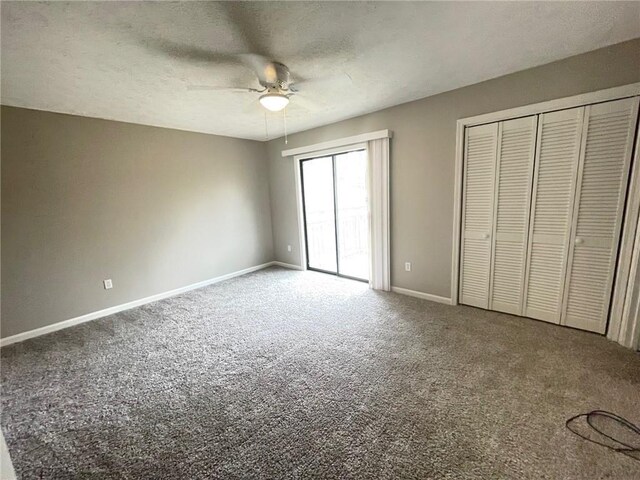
[335, 151, 369, 281]
[301, 157, 337, 273]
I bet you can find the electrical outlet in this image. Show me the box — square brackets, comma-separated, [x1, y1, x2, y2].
[103, 279, 113, 290]
[287, 245, 292, 252]
[405, 262, 411, 272]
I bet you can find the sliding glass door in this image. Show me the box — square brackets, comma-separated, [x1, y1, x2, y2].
[300, 150, 369, 281]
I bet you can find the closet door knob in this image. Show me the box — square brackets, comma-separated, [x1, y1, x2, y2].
[575, 237, 584, 245]
[483, 233, 490, 239]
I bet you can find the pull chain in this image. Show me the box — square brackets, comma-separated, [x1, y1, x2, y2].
[283, 107, 288, 145]
[264, 112, 269, 141]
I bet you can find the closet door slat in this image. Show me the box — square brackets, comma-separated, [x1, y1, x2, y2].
[562, 97, 640, 333]
[460, 123, 498, 308]
[523, 107, 584, 323]
[489, 116, 537, 315]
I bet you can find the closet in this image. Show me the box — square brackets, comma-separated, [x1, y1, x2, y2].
[459, 96, 639, 334]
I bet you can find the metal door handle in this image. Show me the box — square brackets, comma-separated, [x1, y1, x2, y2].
[575, 237, 584, 245]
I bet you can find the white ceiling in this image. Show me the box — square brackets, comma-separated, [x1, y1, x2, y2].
[2, 1, 639, 141]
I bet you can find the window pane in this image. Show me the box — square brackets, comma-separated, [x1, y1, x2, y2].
[335, 151, 369, 280]
[301, 157, 337, 273]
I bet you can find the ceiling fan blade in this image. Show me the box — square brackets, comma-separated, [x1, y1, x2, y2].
[144, 39, 274, 86]
[218, 2, 271, 58]
[238, 54, 278, 85]
[216, 3, 281, 85]
[290, 73, 353, 92]
[139, 4, 281, 88]
[140, 36, 274, 84]
[187, 85, 262, 93]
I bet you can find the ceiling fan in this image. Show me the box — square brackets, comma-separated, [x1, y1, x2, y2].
[187, 55, 300, 112]
[185, 54, 351, 113]
[139, 3, 351, 115]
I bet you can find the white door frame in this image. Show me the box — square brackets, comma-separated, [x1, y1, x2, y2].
[451, 82, 640, 347]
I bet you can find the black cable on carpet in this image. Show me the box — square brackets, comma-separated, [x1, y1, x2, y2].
[566, 410, 640, 461]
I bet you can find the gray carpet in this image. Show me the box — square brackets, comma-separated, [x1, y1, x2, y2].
[1, 267, 639, 479]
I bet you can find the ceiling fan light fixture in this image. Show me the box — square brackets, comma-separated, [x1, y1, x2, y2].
[259, 93, 289, 112]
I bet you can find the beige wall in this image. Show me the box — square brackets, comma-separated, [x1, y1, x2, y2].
[267, 38, 640, 299]
[1, 107, 273, 338]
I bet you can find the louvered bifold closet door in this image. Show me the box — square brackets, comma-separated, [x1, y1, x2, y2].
[489, 116, 537, 315]
[523, 107, 585, 323]
[460, 123, 498, 308]
[562, 97, 640, 333]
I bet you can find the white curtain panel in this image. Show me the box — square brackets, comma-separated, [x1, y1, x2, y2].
[367, 138, 391, 291]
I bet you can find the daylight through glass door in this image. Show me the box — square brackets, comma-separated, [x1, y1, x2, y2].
[300, 150, 369, 281]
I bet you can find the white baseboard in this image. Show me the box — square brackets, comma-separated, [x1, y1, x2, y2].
[272, 261, 304, 270]
[0, 261, 276, 347]
[391, 286, 453, 305]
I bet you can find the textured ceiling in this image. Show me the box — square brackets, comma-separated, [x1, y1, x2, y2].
[2, 1, 640, 141]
